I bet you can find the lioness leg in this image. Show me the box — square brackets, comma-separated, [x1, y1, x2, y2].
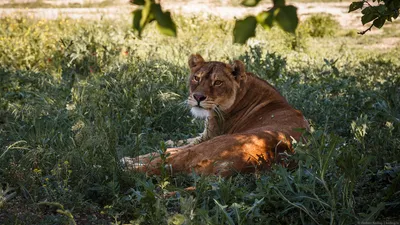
[123, 130, 294, 177]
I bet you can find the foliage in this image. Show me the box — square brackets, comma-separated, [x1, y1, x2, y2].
[0, 16, 400, 224]
[238, 45, 287, 81]
[234, 0, 299, 43]
[301, 13, 340, 38]
[131, 0, 176, 37]
[129, 0, 400, 44]
[130, 0, 299, 44]
[349, 0, 400, 34]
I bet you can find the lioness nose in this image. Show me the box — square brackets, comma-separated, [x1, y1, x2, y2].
[193, 93, 206, 103]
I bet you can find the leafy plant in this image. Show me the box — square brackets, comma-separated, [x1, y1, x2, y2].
[349, 0, 400, 34]
[38, 202, 77, 225]
[301, 13, 340, 37]
[238, 45, 287, 81]
[0, 184, 16, 208]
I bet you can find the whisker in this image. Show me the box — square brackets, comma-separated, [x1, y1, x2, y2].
[212, 106, 225, 135]
[213, 106, 225, 122]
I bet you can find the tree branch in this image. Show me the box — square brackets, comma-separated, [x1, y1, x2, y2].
[358, 23, 374, 35]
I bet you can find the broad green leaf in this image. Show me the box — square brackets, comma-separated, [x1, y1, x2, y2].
[361, 7, 372, 15]
[256, 10, 274, 29]
[140, 0, 152, 28]
[132, 9, 144, 37]
[361, 12, 379, 24]
[375, 5, 387, 14]
[373, 16, 386, 28]
[241, 0, 261, 7]
[348, 1, 364, 12]
[273, 0, 286, 7]
[130, 0, 145, 5]
[393, 9, 399, 19]
[151, 3, 177, 37]
[233, 16, 257, 44]
[275, 5, 298, 33]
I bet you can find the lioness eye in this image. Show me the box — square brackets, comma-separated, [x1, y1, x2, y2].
[214, 80, 223, 86]
[193, 76, 200, 82]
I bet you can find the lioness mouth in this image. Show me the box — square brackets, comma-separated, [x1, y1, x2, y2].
[190, 106, 210, 119]
[194, 105, 210, 110]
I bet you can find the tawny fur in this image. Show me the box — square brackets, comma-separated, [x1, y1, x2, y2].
[123, 54, 309, 176]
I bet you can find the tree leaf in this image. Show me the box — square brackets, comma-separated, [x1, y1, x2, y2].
[233, 16, 257, 44]
[273, 0, 286, 7]
[241, 0, 261, 7]
[132, 9, 144, 37]
[361, 12, 379, 25]
[361, 7, 372, 15]
[348, 1, 364, 12]
[393, 9, 399, 19]
[151, 3, 177, 37]
[376, 5, 387, 14]
[274, 5, 298, 33]
[130, 0, 145, 5]
[140, 0, 152, 28]
[373, 16, 386, 28]
[256, 10, 274, 29]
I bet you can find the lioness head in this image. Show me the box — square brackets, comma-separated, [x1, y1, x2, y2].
[187, 54, 247, 119]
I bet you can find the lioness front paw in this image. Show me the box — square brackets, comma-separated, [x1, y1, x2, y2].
[165, 137, 201, 147]
[120, 157, 145, 170]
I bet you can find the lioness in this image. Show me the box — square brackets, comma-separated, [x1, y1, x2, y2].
[123, 54, 308, 176]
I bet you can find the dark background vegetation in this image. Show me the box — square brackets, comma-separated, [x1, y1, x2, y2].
[0, 3, 400, 224]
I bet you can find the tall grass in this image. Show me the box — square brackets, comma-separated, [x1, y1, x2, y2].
[0, 14, 399, 224]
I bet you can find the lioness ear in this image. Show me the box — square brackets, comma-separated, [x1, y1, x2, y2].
[231, 60, 246, 81]
[188, 54, 205, 69]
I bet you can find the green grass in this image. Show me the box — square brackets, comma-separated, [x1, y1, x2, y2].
[0, 14, 399, 224]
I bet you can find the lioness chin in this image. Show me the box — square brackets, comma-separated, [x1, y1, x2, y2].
[123, 54, 308, 177]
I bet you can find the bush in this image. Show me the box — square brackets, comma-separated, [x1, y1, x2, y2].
[301, 13, 340, 37]
[239, 45, 287, 81]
